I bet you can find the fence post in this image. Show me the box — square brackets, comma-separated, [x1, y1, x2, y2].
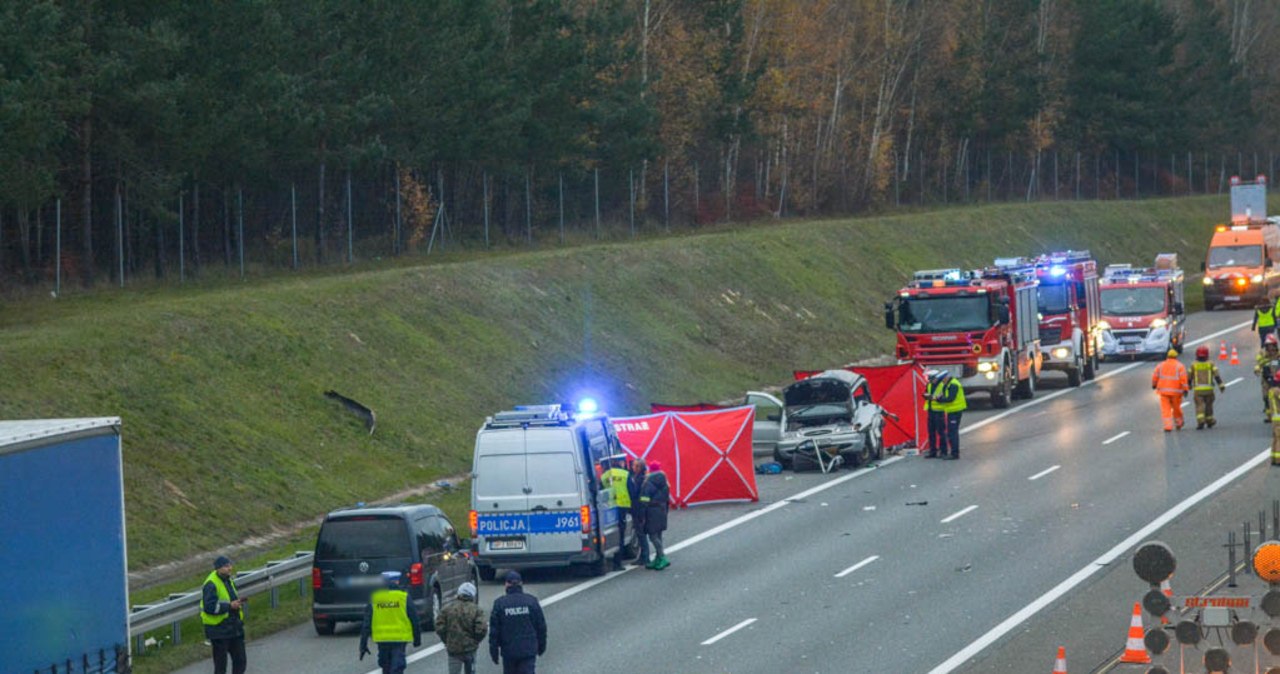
[1133, 151, 1139, 199]
[525, 169, 532, 245]
[291, 183, 298, 270]
[986, 150, 992, 203]
[629, 168, 635, 237]
[1074, 152, 1080, 200]
[1053, 151, 1058, 200]
[1114, 150, 1120, 200]
[237, 187, 244, 280]
[558, 172, 564, 244]
[483, 172, 490, 249]
[694, 162, 700, 222]
[393, 170, 401, 256]
[663, 161, 670, 231]
[179, 192, 185, 283]
[1095, 154, 1100, 199]
[594, 168, 601, 240]
[55, 199, 61, 297]
[346, 172, 353, 264]
[894, 153, 901, 207]
[116, 186, 124, 288]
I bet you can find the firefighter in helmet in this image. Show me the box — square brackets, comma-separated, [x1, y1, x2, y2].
[1268, 372, 1280, 465]
[1151, 349, 1189, 432]
[1256, 334, 1280, 421]
[1191, 345, 1226, 429]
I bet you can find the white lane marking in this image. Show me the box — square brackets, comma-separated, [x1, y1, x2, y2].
[961, 320, 1251, 436]
[383, 455, 903, 671]
[925, 447, 1270, 674]
[701, 618, 757, 646]
[1027, 465, 1060, 481]
[1101, 431, 1130, 445]
[941, 505, 979, 524]
[834, 555, 880, 578]
[1224, 377, 1244, 387]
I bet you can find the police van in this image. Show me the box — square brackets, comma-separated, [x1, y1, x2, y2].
[469, 404, 623, 580]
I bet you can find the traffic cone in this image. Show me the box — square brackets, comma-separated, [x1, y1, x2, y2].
[1052, 646, 1067, 674]
[1119, 602, 1152, 664]
[1159, 578, 1173, 625]
[1220, 341, 1229, 360]
[1230, 345, 1240, 365]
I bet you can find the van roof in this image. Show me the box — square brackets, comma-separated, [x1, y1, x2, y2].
[324, 503, 441, 520]
[1211, 229, 1265, 246]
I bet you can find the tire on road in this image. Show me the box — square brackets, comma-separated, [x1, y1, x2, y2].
[313, 618, 335, 636]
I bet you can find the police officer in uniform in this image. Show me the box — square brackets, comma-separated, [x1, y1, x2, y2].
[599, 454, 631, 568]
[1256, 334, 1280, 421]
[359, 571, 421, 674]
[201, 556, 247, 674]
[933, 372, 966, 459]
[1254, 296, 1278, 347]
[1191, 345, 1226, 429]
[922, 370, 949, 458]
[489, 571, 547, 674]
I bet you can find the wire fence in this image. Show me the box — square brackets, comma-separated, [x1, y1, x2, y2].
[3, 148, 1276, 295]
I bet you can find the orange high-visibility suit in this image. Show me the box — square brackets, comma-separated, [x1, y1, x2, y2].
[1152, 356, 1190, 431]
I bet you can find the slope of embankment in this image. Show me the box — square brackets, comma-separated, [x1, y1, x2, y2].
[0, 196, 1225, 569]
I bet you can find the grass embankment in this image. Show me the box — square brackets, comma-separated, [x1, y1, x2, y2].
[0, 196, 1225, 573]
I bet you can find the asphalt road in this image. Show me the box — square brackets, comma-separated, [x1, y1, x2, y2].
[173, 310, 1275, 674]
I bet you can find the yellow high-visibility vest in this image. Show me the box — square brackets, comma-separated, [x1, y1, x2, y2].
[200, 572, 236, 626]
[602, 467, 631, 508]
[1191, 361, 1219, 392]
[370, 589, 413, 643]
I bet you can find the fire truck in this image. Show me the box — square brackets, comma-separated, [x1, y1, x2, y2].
[1201, 175, 1280, 309]
[884, 259, 1043, 408]
[1098, 254, 1186, 360]
[1034, 250, 1102, 387]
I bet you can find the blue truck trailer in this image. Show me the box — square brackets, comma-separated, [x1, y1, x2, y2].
[0, 418, 130, 674]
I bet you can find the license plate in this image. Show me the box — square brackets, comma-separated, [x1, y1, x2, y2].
[344, 575, 384, 588]
[1224, 296, 1241, 302]
[489, 539, 525, 551]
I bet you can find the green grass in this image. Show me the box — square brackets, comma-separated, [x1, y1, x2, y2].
[0, 196, 1227, 572]
[128, 483, 472, 674]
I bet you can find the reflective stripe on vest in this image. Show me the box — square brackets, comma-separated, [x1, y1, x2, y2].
[603, 467, 630, 507]
[200, 571, 235, 626]
[938, 381, 967, 413]
[1153, 359, 1187, 394]
[1192, 362, 1218, 391]
[370, 589, 413, 643]
[1260, 306, 1277, 328]
[1269, 388, 1280, 422]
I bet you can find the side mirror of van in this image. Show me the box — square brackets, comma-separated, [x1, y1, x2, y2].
[1174, 302, 1184, 315]
[996, 305, 1011, 325]
[1267, 258, 1274, 269]
[883, 302, 895, 330]
[1200, 261, 1206, 272]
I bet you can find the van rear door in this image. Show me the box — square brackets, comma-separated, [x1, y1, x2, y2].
[524, 429, 587, 556]
[314, 515, 414, 607]
[473, 429, 530, 552]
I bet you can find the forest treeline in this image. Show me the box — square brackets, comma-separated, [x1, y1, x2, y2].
[2, 0, 1278, 287]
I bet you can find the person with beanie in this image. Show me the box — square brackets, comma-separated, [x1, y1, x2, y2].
[489, 571, 546, 673]
[640, 461, 671, 570]
[436, 581, 488, 674]
[359, 571, 421, 674]
[201, 556, 247, 674]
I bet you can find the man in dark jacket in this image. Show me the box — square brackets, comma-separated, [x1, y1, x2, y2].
[640, 461, 671, 570]
[489, 571, 546, 674]
[359, 571, 422, 674]
[627, 459, 648, 565]
[201, 556, 247, 674]
[436, 581, 487, 674]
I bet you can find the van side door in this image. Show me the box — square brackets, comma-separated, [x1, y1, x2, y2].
[413, 516, 446, 601]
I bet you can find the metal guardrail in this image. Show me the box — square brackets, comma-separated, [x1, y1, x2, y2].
[128, 551, 313, 653]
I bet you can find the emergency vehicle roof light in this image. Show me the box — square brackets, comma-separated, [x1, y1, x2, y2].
[1050, 266, 1066, 277]
[1217, 224, 1228, 232]
[577, 398, 599, 415]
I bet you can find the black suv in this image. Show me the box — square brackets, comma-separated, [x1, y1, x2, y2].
[311, 504, 478, 635]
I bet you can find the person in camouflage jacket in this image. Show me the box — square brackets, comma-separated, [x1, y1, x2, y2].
[435, 582, 488, 674]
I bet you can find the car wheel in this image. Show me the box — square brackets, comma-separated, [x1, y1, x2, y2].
[423, 586, 442, 631]
[1083, 349, 1097, 380]
[1067, 352, 1083, 387]
[1015, 366, 1037, 400]
[313, 618, 335, 636]
[478, 565, 496, 582]
[872, 428, 885, 460]
[991, 367, 1012, 408]
[857, 439, 874, 467]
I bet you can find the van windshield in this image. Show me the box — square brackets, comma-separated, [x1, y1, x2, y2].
[897, 296, 992, 333]
[475, 454, 526, 498]
[316, 517, 411, 560]
[1208, 244, 1263, 269]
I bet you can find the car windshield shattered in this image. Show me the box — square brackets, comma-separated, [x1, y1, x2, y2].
[897, 295, 992, 333]
[784, 379, 852, 428]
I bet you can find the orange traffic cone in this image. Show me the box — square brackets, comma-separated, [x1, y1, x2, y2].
[1220, 341, 1229, 360]
[1052, 646, 1067, 674]
[1159, 578, 1173, 625]
[1119, 602, 1151, 664]
[1230, 345, 1240, 365]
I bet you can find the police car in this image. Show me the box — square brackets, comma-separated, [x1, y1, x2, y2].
[468, 403, 624, 580]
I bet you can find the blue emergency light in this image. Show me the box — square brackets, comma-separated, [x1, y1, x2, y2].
[577, 398, 599, 414]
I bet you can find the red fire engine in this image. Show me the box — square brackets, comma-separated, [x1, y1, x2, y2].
[1033, 250, 1102, 386]
[884, 259, 1043, 408]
